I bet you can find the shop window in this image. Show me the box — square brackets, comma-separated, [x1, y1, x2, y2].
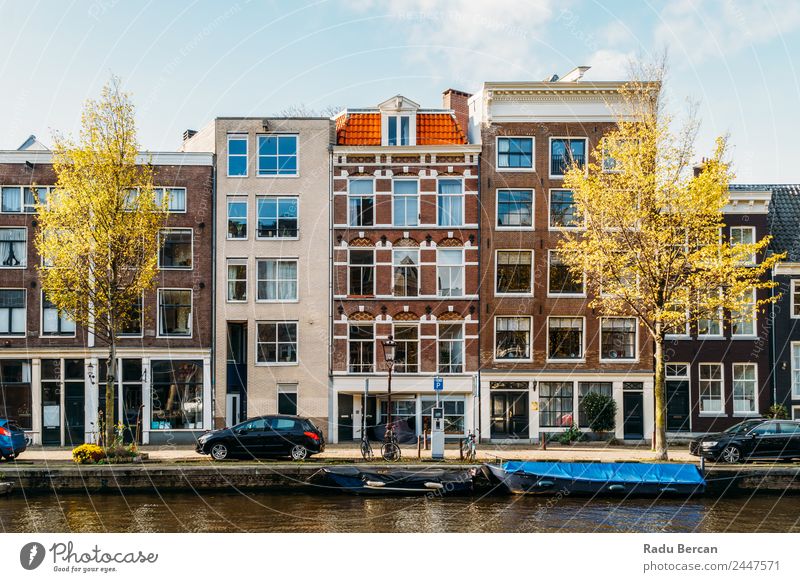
[150, 360, 204, 430]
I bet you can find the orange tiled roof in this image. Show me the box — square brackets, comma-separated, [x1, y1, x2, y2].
[335, 112, 467, 145]
[416, 113, 467, 145]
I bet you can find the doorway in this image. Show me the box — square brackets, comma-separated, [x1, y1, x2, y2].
[338, 394, 353, 441]
[490, 391, 529, 438]
[622, 391, 644, 439]
[666, 381, 691, 432]
[226, 393, 242, 427]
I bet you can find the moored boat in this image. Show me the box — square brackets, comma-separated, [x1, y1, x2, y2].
[317, 466, 476, 496]
[485, 461, 706, 497]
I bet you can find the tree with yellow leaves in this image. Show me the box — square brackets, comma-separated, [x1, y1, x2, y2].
[35, 78, 167, 447]
[557, 64, 782, 460]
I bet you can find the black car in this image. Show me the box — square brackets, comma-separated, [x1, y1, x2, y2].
[690, 418, 800, 463]
[196, 415, 325, 461]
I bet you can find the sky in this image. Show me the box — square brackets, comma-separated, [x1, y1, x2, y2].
[0, 0, 798, 183]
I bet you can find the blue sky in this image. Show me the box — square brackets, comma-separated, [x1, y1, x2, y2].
[0, 0, 798, 183]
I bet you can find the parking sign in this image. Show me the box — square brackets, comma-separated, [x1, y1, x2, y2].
[433, 377, 444, 391]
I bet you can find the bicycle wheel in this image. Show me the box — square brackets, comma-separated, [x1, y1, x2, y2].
[360, 439, 374, 461]
[381, 441, 401, 462]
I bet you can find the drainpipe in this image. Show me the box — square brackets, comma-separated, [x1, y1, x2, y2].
[769, 250, 778, 406]
[210, 152, 217, 428]
[327, 137, 335, 441]
[475, 148, 482, 440]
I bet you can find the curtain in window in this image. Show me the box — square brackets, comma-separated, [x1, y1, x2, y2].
[437, 180, 463, 226]
[0, 229, 25, 267]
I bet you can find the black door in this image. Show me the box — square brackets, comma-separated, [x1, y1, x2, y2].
[338, 394, 354, 441]
[64, 381, 84, 447]
[41, 382, 61, 446]
[364, 396, 377, 440]
[666, 381, 690, 432]
[623, 391, 644, 439]
[226, 322, 247, 422]
[490, 392, 529, 438]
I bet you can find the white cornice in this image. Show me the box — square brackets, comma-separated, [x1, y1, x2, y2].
[723, 189, 771, 214]
[773, 263, 800, 276]
[0, 150, 213, 165]
[333, 145, 481, 154]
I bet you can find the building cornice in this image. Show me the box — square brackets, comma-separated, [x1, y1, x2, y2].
[723, 189, 771, 214]
[332, 145, 481, 155]
[0, 150, 214, 165]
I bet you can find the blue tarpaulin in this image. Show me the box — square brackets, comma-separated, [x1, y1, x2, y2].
[503, 461, 705, 485]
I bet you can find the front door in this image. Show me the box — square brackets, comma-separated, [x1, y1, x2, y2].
[666, 381, 690, 432]
[490, 392, 529, 438]
[226, 393, 242, 428]
[338, 394, 354, 442]
[64, 381, 85, 447]
[623, 392, 644, 439]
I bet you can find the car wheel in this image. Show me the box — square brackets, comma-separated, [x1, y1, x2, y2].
[290, 444, 308, 461]
[210, 442, 229, 461]
[720, 445, 742, 464]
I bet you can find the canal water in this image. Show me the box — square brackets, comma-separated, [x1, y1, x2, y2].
[1, 492, 798, 533]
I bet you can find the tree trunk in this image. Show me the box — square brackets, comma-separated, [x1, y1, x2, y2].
[105, 339, 117, 448]
[653, 327, 668, 461]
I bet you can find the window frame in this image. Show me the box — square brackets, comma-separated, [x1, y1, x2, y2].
[495, 136, 535, 172]
[226, 258, 248, 303]
[493, 315, 532, 362]
[157, 288, 193, 338]
[547, 249, 585, 297]
[40, 291, 76, 337]
[227, 134, 249, 177]
[0, 227, 27, 269]
[436, 248, 465, 298]
[791, 280, 800, 319]
[549, 136, 588, 179]
[256, 195, 299, 240]
[495, 249, 533, 296]
[539, 381, 575, 428]
[732, 362, 758, 416]
[117, 292, 144, 338]
[348, 249, 375, 297]
[548, 188, 583, 230]
[599, 316, 638, 362]
[392, 248, 419, 297]
[436, 177, 464, 227]
[546, 316, 585, 362]
[256, 133, 299, 177]
[277, 383, 299, 415]
[391, 178, 420, 227]
[731, 288, 757, 338]
[437, 321, 465, 374]
[255, 320, 299, 366]
[0, 288, 26, 337]
[393, 323, 420, 374]
[256, 258, 299, 303]
[698, 362, 725, 416]
[495, 188, 534, 230]
[347, 178, 375, 228]
[730, 226, 756, 265]
[226, 196, 248, 240]
[155, 187, 187, 213]
[348, 323, 375, 373]
[157, 228, 194, 270]
[791, 342, 800, 400]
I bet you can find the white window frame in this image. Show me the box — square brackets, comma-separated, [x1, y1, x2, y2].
[0, 288, 26, 337]
[348, 248, 375, 297]
[158, 228, 194, 270]
[665, 363, 690, 380]
[793, 405, 800, 420]
[436, 248, 465, 298]
[40, 291, 76, 337]
[0, 227, 27, 269]
[698, 363, 725, 416]
[791, 280, 800, 319]
[256, 133, 299, 178]
[392, 322, 420, 374]
[495, 136, 535, 172]
[391, 178, 419, 227]
[730, 226, 756, 265]
[549, 136, 589, 179]
[386, 115, 412, 146]
[256, 195, 299, 240]
[226, 258, 248, 303]
[548, 188, 583, 230]
[495, 188, 534, 230]
[392, 248, 419, 297]
[255, 321, 299, 366]
[546, 316, 585, 363]
[731, 288, 757, 338]
[157, 288, 193, 338]
[117, 292, 144, 338]
[791, 342, 800, 400]
[1, 186, 51, 214]
[493, 315, 533, 362]
[664, 302, 691, 339]
[277, 383, 299, 415]
[347, 178, 375, 228]
[227, 133, 248, 178]
[495, 249, 533, 296]
[155, 187, 187, 213]
[436, 177, 464, 227]
[732, 362, 758, 416]
[599, 316, 638, 362]
[348, 323, 375, 373]
[226, 196, 248, 240]
[547, 249, 585, 297]
[256, 258, 299, 303]
[437, 321, 465, 374]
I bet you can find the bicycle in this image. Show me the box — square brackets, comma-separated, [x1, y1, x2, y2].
[360, 434, 374, 462]
[461, 430, 477, 462]
[381, 423, 401, 462]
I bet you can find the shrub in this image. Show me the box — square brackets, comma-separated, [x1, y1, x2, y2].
[556, 425, 583, 444]
[766, 404, 789, 419]
[583, 392, 617, 433]
[72, 444, 106, 464]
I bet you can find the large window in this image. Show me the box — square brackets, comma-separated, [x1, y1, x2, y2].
[42, 292, 75, 336]
[256, 322, 298, 364]
[227, 197, 247, 239]
[732, 363, 757, 414]
[257, 134, 298, 176]
[227, 260, 247, 302]
[699, 364, 724, 414]
[392, 249, 418, 296]
[550, 138, 587, 176]
[600, 317, 636, 360]
[257, 259, 298, 301]
[158, 289, 192, 337]
[119, 294, 143, 336]
[0, 289, 25, 335]
[2, 186, 50, 213]
[496, 250, 531, 294]
[394, 324, 419, 374]
[540, 382, 574, 427]
[437, 249, 464, 297]
[792, 344, 800, 399]
[155, 188, 186, 212]
[421, 398, 465, 434]
[278, 384, 298, 415]
[348, 324, 374, 372]
[227, 134, 248, 176]
[0, 228, 26, 268]
[158, 229, 193, 269]
[257, 196, 298, 239]
[697, 300, 723, 337]
[392, 180, 418, 226]
[731, 289, 756, 336]
[438, 324, 464, 373]
[496, 189, 532, 228]
[497, 137, 533, 169]
[549, 189, 580, 228]
[792, 280, 800, 318]
[0, 360, 32, 430]
[388, 115, 410, 146]
[495, 316, 531, 360]
[437, 179, 463, 226]
[548, 250, 584, 295]
[150, 360, 204, 430]
[349, 250, 374, 296]
[578, 382, 612, 427]
[730, 226, 756, 264]
[348, 179, 374, 227]
[548, 317, 583, 360]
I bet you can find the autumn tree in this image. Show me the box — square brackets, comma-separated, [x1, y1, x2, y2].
[35, 78, 167, 446]
[557, 64, 782, 460]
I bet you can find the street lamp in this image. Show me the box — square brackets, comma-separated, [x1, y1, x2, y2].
[382, 335, 397, 438]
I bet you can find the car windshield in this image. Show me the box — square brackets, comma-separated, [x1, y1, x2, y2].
[723, 420, 763, 435]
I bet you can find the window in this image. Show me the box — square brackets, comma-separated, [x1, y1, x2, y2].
[392, 249, 418, 296]
[256, 322, 298, 364]
[0, 360, 32, 430]
[497, 137, 533, 169]
[257, 134, 298, 176]
[730, 226, 756, 264]
[792, 280, 800, 318]
[548, 317, 583, 360]
[349, 250, 374, 296]
[793, 344, 800, 399]
[664, 301, 690, 337]
[278, 384, 298, 415]
[437, 249, 464, 297]
[438, 324, 464, 373]
[228, 134, 248, 176]
[0, 228, 26, 268]
[158, 289, 192, 337]
[731, 289, 756, 336]
[155, 188, 186, 212]
[548, 251, 584, 295]
[549, 189, 580, 228]
[388, 115, 410, 146]
[540, 382, 574, 427]
[227, 197, 247, 239]
[392, 180, 418, 226]
[2, 186, 49, 213]
[256, 259, 298, 301]
[699, 364, 724, 414]
[550, 138, 587, 176]
[496, 189, 532, 227]
[495, 316, 531, 360]
[600, 318, 637, 360]
[119, 294, 143, 336]
[496, 250, 532, 294]
[698, 311, 722, 336]
[0, 289, 25, 335]
[158, 229, 193, 269]
[348, 324, 374, 372]
[257, 196, 298, 238]
[41, 292, 75, 336]
[150, 360, 204, 430]
[437, 179, 463, 226]
[1, 187, 22, 213]
[227, 260, 247, 302]
[732, 363, 757, 414]
[394, 324, 419, 374]
[578, 382, 613, 427]
[348, 179, 374, 227]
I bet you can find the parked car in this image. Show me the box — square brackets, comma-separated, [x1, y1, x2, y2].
[690, 418, 800, 463]
[196, 415, 325, 461]
[0, 419, 27, 460]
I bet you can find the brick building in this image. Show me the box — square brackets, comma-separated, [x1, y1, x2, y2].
[0, 136, 213, 445]
[330, 93, 481, 443]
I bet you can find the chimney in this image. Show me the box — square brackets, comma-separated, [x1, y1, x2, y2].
[442, 88, 471, 140]
[183, 129, 198, 142]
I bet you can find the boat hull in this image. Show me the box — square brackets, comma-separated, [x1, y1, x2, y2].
[318, 467, 475, 496]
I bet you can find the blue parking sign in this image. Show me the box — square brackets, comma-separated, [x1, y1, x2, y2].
[433, 377, 444, 391]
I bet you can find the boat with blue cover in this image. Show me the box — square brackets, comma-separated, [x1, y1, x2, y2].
[485, 461, 706, 497]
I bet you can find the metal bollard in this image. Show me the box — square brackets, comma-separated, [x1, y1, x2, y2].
[540, 432, 547, 450]
[417, 435, 422, 459]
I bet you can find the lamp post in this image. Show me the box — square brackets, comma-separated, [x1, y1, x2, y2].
[382, 335, 397, 439]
